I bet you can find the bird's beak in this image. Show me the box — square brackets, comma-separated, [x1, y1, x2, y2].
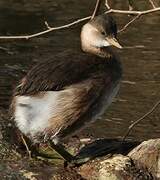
[105, 37, 122, 49]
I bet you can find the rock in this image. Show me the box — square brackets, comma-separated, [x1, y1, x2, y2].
[78, 154, 153, 180]
[128, 139, 160, 179]
[75, 139, 160, 179]
[31, 139, 159, 179]
[1, 128, 160, 180]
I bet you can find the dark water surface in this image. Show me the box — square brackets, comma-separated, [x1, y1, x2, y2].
[0, 0, 159, 141]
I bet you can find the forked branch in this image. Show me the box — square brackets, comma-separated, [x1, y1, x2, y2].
[91, 0, 102, 19]
[148, 0, 156, 8]
[105, 0, 111, 10]
[0, 3, 160, 39]
[118, 14, 140, 33]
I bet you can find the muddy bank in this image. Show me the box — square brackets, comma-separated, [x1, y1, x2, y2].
[1, 116, 160, 180]
[0, 108, 159, 180]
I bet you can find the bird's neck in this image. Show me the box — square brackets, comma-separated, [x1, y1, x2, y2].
[97, 47, 115, 59]
[82, 45, 115, 59]
[91, 47, 122, 79]
[81, 45, 122, 81]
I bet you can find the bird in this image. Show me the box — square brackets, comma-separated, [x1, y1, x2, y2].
[11, 14, 122, 164]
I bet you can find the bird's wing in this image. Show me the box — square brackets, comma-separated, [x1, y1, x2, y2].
[13, 53, 119, 140]
[42, 74, 114, 140]
[14, 53, 110, 96]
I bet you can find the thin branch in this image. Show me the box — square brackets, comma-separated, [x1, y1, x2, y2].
[123, 99, 160, 141]
[148, 0, 156, 8]
[105, 7, 160, 15]
[128, 0, 134, 11]
[0, 16, 91, 40]
[91, 0, 102, 19]
[105, 0, 111, 10]
[20, 134, 31, 159]
[44, 21, 51, 29]
[118, 14, 140, 33]
[0, 7, 160, 40]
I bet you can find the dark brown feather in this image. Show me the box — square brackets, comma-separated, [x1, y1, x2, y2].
[14, 49, 122, 96]
[42, 75, 111, 140]
[13, 48, 122, 141]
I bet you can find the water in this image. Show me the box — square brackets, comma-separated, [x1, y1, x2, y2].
[0, 0, 159, 141]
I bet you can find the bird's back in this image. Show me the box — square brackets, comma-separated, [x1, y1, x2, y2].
[12, 48, 121, 143]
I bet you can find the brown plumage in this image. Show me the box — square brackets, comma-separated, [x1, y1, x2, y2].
[15, 51, 121, 96]
[12, 14, 122, 162]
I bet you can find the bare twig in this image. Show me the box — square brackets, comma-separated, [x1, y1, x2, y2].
[20, 134, 31, 159]
[105, 0, 111, 10]
[0, 7, 160, 39]
[91, 0, 102, 19]
[123, 99, 160, 141]
[44, 21, 51, 29]
[105, 7, 160, 15]
[118, 14, 140, 33]
[128, 0, 134, 11]
[0, 16, 91, 40]
[148, 0, 156, 8]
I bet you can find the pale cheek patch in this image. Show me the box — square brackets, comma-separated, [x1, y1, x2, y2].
[81, 23, 111, 48]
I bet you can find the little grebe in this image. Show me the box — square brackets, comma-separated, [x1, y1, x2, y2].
[12, 14, 122, 163]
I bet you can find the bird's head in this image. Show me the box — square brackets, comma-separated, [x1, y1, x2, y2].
[81, 14, 122, 53]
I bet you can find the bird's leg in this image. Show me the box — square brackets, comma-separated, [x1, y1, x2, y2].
[49, 140, 74, 162]
[20, 133, 54, 159]
[20, 134, 39, 158]
[49, 140, 94, 166]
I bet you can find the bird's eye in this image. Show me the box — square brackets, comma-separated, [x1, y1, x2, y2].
[101, 32, 105, 35]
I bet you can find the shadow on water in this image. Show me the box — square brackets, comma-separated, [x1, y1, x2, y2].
[75, 138, 140, 165]
[0, 0, 159, 143]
